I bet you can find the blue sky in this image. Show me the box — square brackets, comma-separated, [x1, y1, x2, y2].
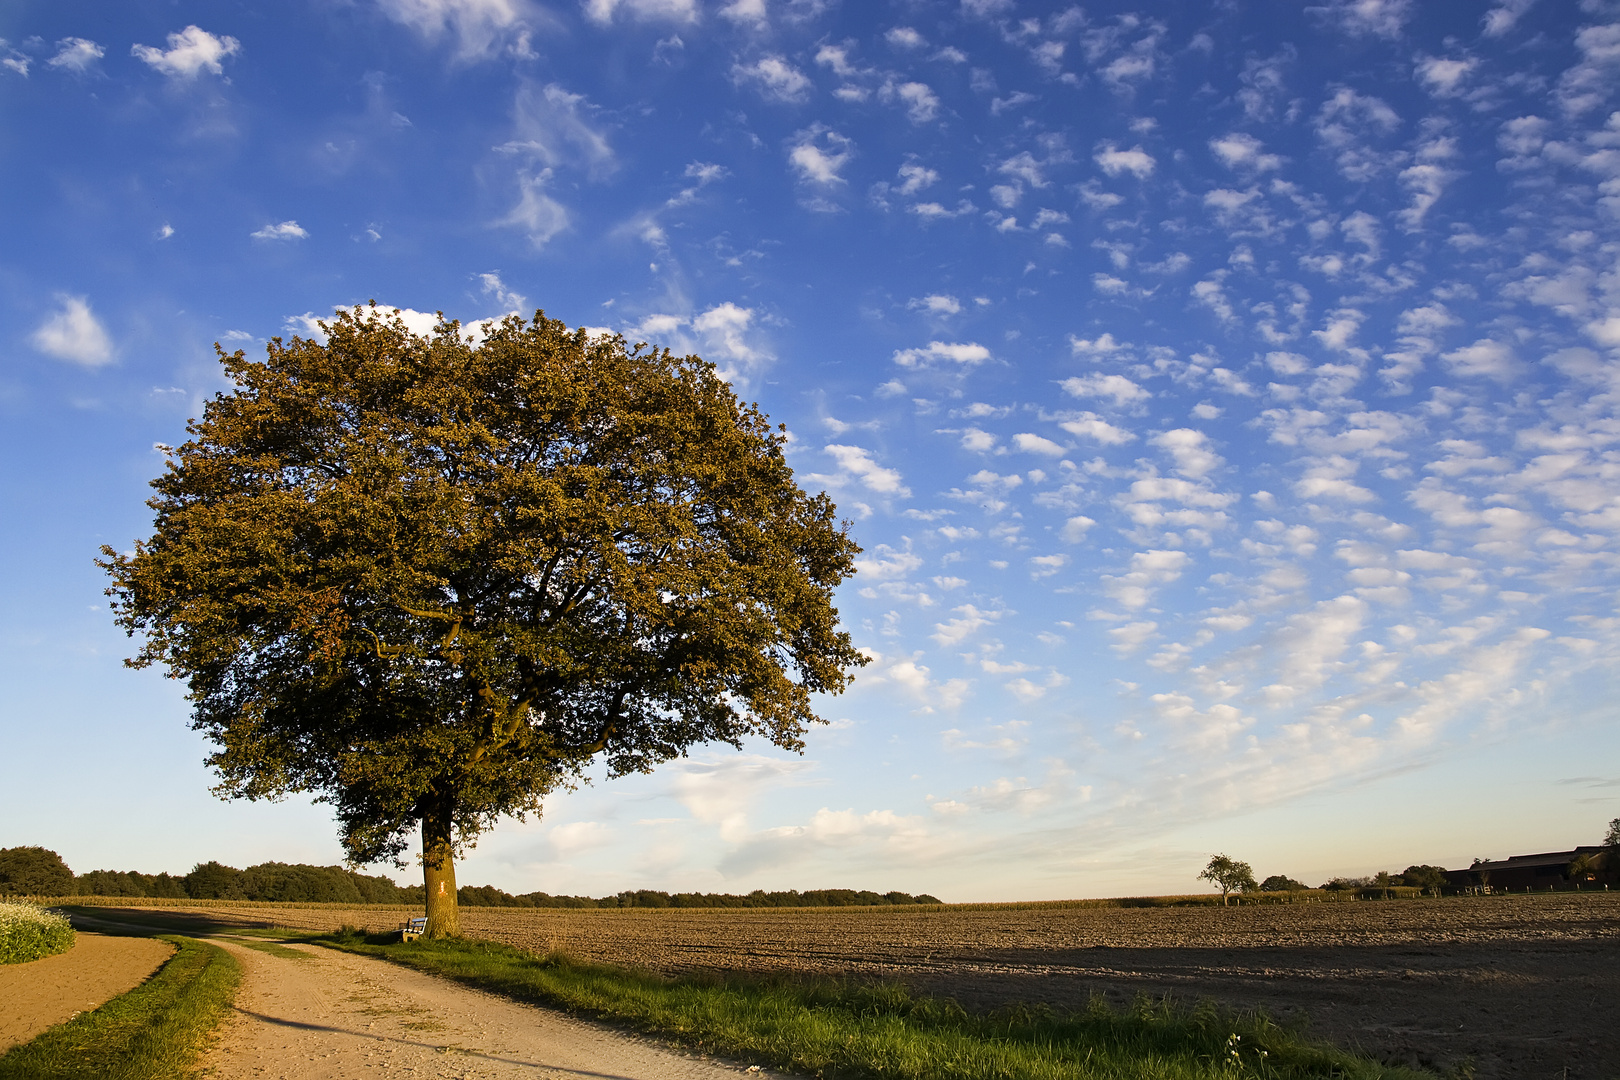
[4, 0, 1620, 902]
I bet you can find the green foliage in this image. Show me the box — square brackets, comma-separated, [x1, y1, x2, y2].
[0, 935, 239, 1079]
[181, 862, 246, 900]
[0, 900, 76, 964]
[1256, 875, 1306, 893]
[0, 847, 74, 896]
[320, 934, 1424, 1079]
[1198, 856, 1257, 904]
[102, 308, 867, 935]
[75, 871, 189, 898]
[75, 861, 414, 903]
[1400, 865, 1448, 896]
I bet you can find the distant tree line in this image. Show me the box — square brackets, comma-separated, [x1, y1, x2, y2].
[460, 887, 943, 908]
[0, 847, 940, 908]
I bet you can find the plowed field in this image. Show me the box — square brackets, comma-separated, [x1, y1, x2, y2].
[89, 894, 1620, 1079]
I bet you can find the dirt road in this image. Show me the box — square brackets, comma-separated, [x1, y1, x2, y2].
[0, 931, 173, 1052]
[202, 938, 763, 1080]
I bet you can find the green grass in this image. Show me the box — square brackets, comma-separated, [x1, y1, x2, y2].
[319, 930, 1427, 1079]
[0, 935, 240, 1080]
[0, 900, 76, 964]
[218, 935, 312, 960]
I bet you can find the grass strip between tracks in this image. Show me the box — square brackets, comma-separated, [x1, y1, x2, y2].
[0, 935, 240, 1080]
[320, 929, 1427, 1080]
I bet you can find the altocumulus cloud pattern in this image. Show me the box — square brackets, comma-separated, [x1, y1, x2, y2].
[5, 0, 1620, 898]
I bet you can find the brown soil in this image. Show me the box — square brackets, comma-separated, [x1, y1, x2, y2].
[201, 937, 762, 1079]
[0, 931, 173, 1052]
[99, 894, 1620, 1079]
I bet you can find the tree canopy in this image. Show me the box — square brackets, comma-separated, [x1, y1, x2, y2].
[1401, 864, 1447, 896]
[102, 308, 866, 935]
[0, 847, 74, 896]
[1197, 854, 1256, 906]
[1256, 874, 1306, 893]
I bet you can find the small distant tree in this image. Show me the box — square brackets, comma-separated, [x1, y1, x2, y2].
[1199, 854, 1257, 906]
[1566, 853, 1597, 889]
[1373, 870, 1394, 900]
[1604, 818, 1620, 849]
[0, 847, 75, 896]
[1469, 858, 1493, 893]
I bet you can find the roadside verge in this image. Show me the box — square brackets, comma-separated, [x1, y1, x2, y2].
[0, 932, 239, 1080]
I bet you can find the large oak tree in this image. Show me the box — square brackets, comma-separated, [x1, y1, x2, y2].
[102, 308, 866, 936]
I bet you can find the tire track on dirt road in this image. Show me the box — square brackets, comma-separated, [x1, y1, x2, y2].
[202, 939, 769, 1080]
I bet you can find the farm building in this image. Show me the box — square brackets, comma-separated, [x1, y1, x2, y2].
[1443, 846, 1613, 892]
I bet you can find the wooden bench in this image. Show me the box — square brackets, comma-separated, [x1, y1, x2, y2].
[399, 917, 427, 942]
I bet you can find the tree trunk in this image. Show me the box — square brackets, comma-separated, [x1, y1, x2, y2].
[422, 792, 460, 939]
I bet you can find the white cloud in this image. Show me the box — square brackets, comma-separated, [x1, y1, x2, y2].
[500, 170, 567, 246]
[909, 294, 961, 315]
[998, 152, 1047, 188]
[131, 25, 241, 78]
[1441, 338, 1519, 381]
[1397, 163, 1456, 230]
[814, 44, 860, 78]
[886, 26, 926, 49]
[584, 0, 697, 25]
[1069, 332, 1129, 357]
[1103, 549, 1190, 610]
[1482, 0, 1535, 37]
[1209, 133, 1282, 172]
[1152, 428, 1221, 478]
[1028, 554, 1070, 580]
[1314, 0, 1411, 39]
[478, 271, 526, 312]
[1013, 433, 1067, 456]
[250, 220, 308, 241]
[1060, 373, 1150, 407]
[1061, 516, 1096, 542]
[932, 603, 1000, 646]
[819, 444, 910, 498]
[504, 82, 616, 179]
[893, 341, 991, 368]
[888, 81, 941, 124]
[1108, 620, 1158, 654]
[1192, 277, 1236, 324]
[1262, 594, 1367, 700]
[669, 755, 814, 841]
[1315, 87, 1402, 181]
[1094, 143, 1155, 179]
[32, 295, 114, 366]
[1416, 55, 1476, 96]
[734, 55, 811, 103]
[896, 162, 938, 195]
[788, 126, 853, 186]
[854, 541, 923, 581]
[692, 302, 771, 382]
[718, 0, 767, 24]
[376, 0, 542, 58]
[47, 38, 104, 73]
[1060, 413, 1135, 445]
[856, 648, 968, 712]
